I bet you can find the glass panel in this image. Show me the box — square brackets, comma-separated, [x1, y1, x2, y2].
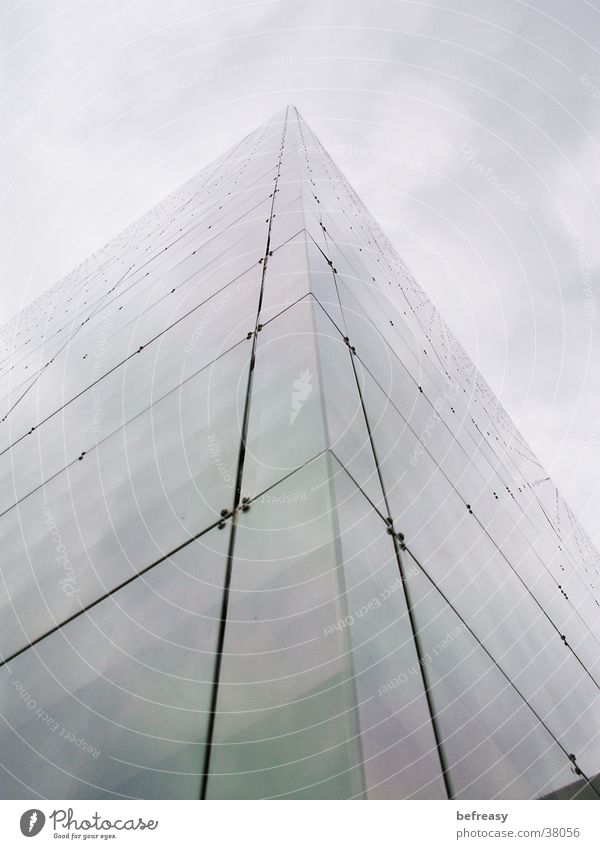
[305, 234, 346, 332]
[206, 454, 364, 799]
[470, 487, 600, 682]
[0, 341, 249, 660]
[0, 186, 272, 416]
[259, 230, 346, 331]
[0, 528, 228, 799]
[258, 233, 311, 325]
[268, 190, 305, 248]
[403, 549, 591, 799]
[242, 297, 385, 511]
[329, 460, 446, 799]
[99, 212, 267, 343]
[331, 278, 444, 408]
[361, 365, 600, 785]
[0, 263, 259, 449]
[241, 297, 327, 500]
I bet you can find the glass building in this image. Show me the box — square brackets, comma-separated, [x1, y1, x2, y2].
[0, 105, 599, 800]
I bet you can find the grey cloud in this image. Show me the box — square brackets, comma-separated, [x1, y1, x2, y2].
[0, 0, 598, 543]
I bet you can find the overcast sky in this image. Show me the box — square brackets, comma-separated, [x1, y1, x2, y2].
[1, 0, 599, 545]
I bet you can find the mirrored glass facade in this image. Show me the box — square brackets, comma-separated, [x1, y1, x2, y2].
[1, 105, 599, 799]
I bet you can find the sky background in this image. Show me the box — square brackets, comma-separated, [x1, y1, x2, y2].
[1, 0, 599, 544]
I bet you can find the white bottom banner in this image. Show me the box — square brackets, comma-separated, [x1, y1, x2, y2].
[0, 799, 597, 848]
